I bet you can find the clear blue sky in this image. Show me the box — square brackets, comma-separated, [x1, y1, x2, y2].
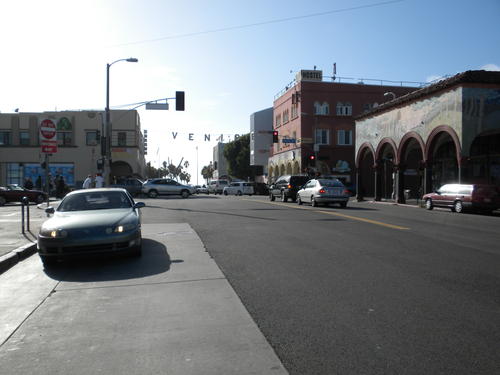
[1, 0, 499, 183]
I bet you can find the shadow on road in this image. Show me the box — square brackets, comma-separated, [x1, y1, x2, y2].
[43, 238, 181, 282]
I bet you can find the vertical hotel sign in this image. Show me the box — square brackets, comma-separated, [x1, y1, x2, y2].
[39, 119, 58, 153]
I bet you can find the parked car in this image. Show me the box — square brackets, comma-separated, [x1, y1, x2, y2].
[423, 183, 500, 213]
[296, 179, 350, 207]
[109, 178, 143, 197]
[142, 178, 196, 198]
[269, 175, 310, 202]
[195, 185, 209, 194]
[223, 182, 254, 196]
[0, 184, 48, 205]
[252, 182, 269, 195]
[37, 188, 145, 266]
[208, 180, 229, 195]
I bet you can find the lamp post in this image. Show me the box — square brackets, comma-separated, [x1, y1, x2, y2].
[104, 57, 138, 185]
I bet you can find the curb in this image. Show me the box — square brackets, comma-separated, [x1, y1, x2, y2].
[0, 243, 37, 275]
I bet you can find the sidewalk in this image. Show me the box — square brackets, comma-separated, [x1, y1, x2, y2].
[0, 201, 52, 274]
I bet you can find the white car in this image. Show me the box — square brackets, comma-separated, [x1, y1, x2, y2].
[223, 182, 254, 196]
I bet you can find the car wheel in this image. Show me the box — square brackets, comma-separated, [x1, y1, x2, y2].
[148, 190, 158, 198]
[269, 193, 275, 201]
[36, 195, 45, 204]
[311, 196, 317, 207]
[453, 200, 463, 213]
[181, 190, 190, 199]
[281, 192, 288, 202]
[224, 191, 228, 196]
[297, 195, 302, 205]
[425, 199, 433, 210]
[237, 191, 242, 196]
[0, 196, 6, 206]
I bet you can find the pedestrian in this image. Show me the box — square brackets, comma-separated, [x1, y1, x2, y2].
[35, 176, 42, 190]
[56, 176, 66, 198]
[82, 174, 93, 189]
[24, 177, 34, 190]
[95, 173, 104, 188]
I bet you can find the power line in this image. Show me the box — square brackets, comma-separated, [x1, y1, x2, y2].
[110, 0, 404, 47]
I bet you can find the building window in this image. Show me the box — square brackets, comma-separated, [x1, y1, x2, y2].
[7, 163, 22, 185]
[283, 109, 289, 124]
[314, 101, 329, 115]
[20, 132, 30, 145]
[57, 131, 72, 146]
[0, 131, 12, 145]
[86, 131, 99, 146]
[291, 103, 298, 119]
[275, 114, 282, 127]
[315, 129, 329, 145]
[338, 130, 352, 145]
[117, 132, 127, 146]
[336, 102, 352, 116]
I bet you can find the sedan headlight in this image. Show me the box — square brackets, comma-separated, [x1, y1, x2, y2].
[113, 223, 137, 233]
[40, 227, 67, 238]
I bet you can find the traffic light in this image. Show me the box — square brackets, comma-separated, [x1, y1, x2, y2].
[272, 131, 279, 143]
[309, 155, 316, 161]
[175, 91, 185, 111]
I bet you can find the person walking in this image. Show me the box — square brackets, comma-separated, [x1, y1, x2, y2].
[56, 176, 66, 198]
[82, 174, 93, 189]
[24, 177, 34, 190]
[35, 176, 42, 190]
[95, 173, 104, 188]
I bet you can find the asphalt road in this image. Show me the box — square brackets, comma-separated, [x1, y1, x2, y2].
[1, 194, 499, 374]
[140, 194, 500, 375]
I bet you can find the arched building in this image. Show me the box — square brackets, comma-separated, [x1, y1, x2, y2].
[355, 70, 500, 203]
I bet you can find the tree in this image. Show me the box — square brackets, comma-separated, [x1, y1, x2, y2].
[201, 162, 214, 184]
[223, 134, 254, 180]
[145, 159, 191, 183]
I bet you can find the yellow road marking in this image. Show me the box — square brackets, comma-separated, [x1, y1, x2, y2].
[243, 199, 410, 230]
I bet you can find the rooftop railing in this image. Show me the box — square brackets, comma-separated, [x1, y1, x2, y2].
[274, 75, 428, 100]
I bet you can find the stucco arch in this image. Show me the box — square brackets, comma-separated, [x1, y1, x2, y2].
[398, 132, 426, 164]
[356, 142, 376, 168]
[375, 138, 398, 165]
[425, 125, 461, 163]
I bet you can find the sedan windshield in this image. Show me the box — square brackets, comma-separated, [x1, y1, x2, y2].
[58, 191, 132, 212]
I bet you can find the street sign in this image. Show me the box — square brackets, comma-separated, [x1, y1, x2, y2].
[39, 119, 58, 153]
[282, 138, 296, 144]
[146, 102, 169, 110]
[40, 119, 56, 140]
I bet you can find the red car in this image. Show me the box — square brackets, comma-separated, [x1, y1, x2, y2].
[0, 184, 48, 206]
[423, 183, 500, 214]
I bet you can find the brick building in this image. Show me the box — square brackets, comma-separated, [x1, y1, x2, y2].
[269, 70, 419, 184]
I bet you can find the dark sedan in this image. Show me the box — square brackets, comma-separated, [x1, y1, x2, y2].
[0, 184, 48, 206]
[37, 188, 145, 267]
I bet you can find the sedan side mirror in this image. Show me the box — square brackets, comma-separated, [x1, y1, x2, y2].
[134, 202, 145, 209]
[45, 207, 55, 215]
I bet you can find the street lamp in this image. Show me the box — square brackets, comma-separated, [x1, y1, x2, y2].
[104, 57, 138, 185]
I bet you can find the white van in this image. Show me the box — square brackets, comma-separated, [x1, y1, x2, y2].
[208, 180, 229, 194]
[223, 182, 254, 196]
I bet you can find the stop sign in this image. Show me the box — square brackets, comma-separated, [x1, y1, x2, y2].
[40, 119, 56, 139]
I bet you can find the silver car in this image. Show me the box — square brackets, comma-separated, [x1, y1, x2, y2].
[142, 178, 195, 198]
[296, 179, 350, 207]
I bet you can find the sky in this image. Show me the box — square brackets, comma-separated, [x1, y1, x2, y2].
[1, 0, 499, 184]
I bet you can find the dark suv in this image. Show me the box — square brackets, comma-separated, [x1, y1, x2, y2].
[269, 175, 310, 202]
[423, 183, 500, 214]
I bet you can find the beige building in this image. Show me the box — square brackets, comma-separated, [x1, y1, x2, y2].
[0, 110, 146, 188]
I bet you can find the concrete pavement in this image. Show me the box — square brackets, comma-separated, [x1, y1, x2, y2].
[0, 201, 50, 274]
[0, 205, 289, 374]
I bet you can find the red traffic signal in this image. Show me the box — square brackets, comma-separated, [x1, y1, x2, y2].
[272, 131, 279, 143]
[309, 155, 316, 160]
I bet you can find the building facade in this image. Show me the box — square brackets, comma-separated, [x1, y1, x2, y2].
[269, 69, 418, 184]
[0, 110, 146, 188]
[355, 70, 500, 203]
[250, 107, 273, 181]
[212, 142, 228, 180]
